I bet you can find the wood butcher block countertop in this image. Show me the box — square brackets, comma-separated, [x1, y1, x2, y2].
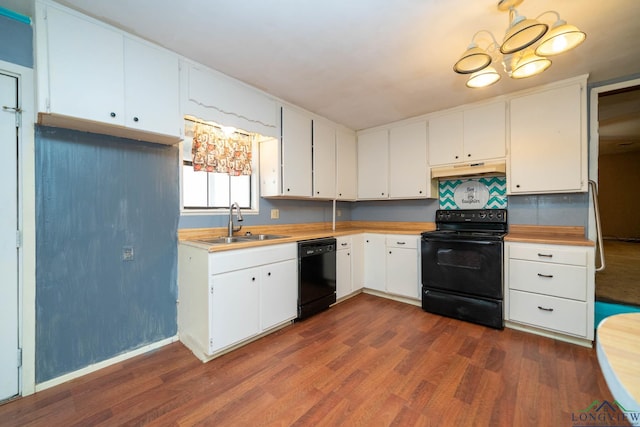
[596, 313, 640, 415]
[505, 225, 594, 246]
[178, 221, 435, 252]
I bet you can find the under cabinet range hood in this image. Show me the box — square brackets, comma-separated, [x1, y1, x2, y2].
[431, 160, 506, 179]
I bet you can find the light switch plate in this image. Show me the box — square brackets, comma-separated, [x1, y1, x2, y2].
[271, 209, 279, 219]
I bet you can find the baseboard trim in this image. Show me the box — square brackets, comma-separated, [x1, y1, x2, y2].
[35, 335, 178, 392]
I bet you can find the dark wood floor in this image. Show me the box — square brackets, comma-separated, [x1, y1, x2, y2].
[0, 293, 621, 426]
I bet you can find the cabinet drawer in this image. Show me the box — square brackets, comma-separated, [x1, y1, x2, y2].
[509, 290, 587, 337]
[509, 244, 587, 266]
[508, 259, 587, 301]
[385, 235, 418, 249]
[336, 236, 352, 250]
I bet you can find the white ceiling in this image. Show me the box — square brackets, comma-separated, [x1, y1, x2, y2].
[4, 0, 640, 131]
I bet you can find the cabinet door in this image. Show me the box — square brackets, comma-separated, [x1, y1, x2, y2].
[209, 268, 260, 352]
[509, 84, 584, 193]
[46, 6, 124, 124]
[336, 248, 352, 299]
[363, 234, 386, 291]
[357, 130, 389, 199]
[260, 260, 297, 330]
[386, 247, 420, 299]
[389, 121, 428, 199]
[463, 101, 506, 161]
[312, 120, 336, 199]
[428, 111, 463, 166]
[281, 107, 312, 197]
[124, 38, 180, 137]
[336, 129, 357, 200]
[351, 234, 365, 292]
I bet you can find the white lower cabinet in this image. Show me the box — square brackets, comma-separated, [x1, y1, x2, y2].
[336, 236, 353, 300]
[209, 268, 261, 352]
[362, 233, 420, 301]
[337, 235, 365, 299]
[363, 234, 387, 292]
[385, 235, 420, 299]
[505, 242, 595, 344]
[178, 243, 297, 361]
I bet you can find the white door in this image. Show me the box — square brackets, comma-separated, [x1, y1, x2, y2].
[0, 72, 19, 400]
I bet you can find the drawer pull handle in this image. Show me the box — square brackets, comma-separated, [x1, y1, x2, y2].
[396, 241, 406, 245]
[537, 306, 554, 312]
[537, 273, 554, 278]
[538, 253, 553, 258]
[341, 242, 348, 246]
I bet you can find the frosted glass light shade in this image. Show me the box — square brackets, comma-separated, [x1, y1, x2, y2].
[453, 46, 492, 74]
[466, 67, 501, 88]
[511, 50, 551, 78]
[535, 22, 586, 56]
[501, 18, 548, 54]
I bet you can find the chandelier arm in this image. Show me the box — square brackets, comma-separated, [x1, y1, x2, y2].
[470, 30, 500, 53]
[535, 10, 561, 24]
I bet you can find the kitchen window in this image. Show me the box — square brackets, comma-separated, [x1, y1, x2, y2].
[181, 117, 259, 213]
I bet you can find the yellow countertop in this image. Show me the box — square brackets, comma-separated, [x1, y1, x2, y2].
[505, 225, 594, 246]
[178, 221, 435, 252]
[596, 313, 640, 417]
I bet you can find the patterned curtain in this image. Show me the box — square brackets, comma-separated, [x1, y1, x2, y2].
[189, 119, 252, 176]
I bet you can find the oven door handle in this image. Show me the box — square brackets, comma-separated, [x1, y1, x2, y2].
[422, 238, 500, 245]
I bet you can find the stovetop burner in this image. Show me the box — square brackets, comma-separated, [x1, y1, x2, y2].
[422, 209, 508, 240]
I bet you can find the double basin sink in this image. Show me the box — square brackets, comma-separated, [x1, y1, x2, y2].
[194, 234, 290, 245]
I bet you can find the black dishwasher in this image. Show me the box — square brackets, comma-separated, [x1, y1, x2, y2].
[297, 238, 336, 320]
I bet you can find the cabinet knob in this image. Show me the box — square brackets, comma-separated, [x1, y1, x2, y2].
[419, 190, 423, 194]
[110, 112, 116, 118]
[467, 154, 471, 157]
[516, 184, 521, 188]
[339, 193, 342, 196]
[252, 277, 256, 281]
[133, 116, 139, 122]
[381, 192, 385, 196]
[316, 191, 320, 194]
[455, 155, 459, 159]
[268, 272, 271, 276]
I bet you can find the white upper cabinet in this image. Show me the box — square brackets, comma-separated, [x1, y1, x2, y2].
[37, 2, 181, 143]
[281, 106, 312, 197]
[508, 80, 586, 194]
[357, 129, 389, 199]
[428, 101, 506, 166]
[261, 106, 313, 198]
[43, 5, 124, 125]
[312, 120, 336, 199]
[389, 121, 430, 199]
[336, 129, 357, 201]
[123, 38, 180, 137]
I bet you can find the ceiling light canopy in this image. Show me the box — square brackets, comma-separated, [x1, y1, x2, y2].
[453, 0, 586, 88]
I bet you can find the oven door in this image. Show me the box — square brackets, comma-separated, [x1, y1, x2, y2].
[421, 237, 503, 299]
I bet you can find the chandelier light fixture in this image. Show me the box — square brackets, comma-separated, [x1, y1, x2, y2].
[453, 0, 586, 88]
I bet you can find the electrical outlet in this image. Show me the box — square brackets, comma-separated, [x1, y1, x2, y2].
[336, 209, 342, 217]
[122, 246, 134, 261]
[271, 209, 279, 219]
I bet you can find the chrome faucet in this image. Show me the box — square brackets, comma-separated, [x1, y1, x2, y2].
[228, 202, 243, 237]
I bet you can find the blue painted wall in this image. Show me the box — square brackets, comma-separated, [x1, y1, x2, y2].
[179, 198, 351, 229]
[35, 126, 179, 383]
[0, 12, 33, 68]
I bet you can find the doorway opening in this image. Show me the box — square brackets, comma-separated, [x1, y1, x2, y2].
[593, 82, 640, 316]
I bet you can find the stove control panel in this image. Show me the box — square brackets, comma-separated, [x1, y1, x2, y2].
[435, 209, 507, 224]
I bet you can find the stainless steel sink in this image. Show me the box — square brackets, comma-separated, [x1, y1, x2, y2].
[194, 234, 290, 245]
[242, 234, 290, 241]
[195, 236, 249, 244]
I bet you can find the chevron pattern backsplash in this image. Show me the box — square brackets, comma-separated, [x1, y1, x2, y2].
[439, 176, 507, 210]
